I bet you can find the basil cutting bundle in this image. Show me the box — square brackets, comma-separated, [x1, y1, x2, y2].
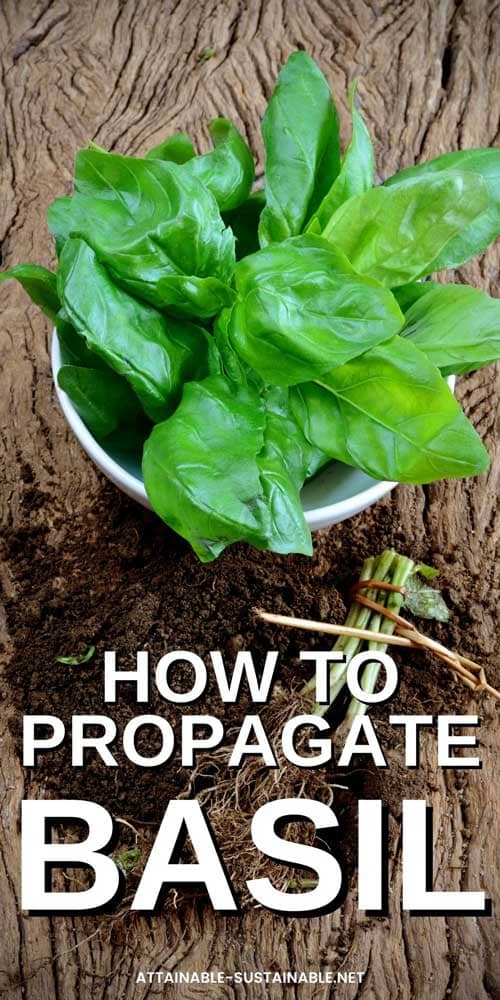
[3, 52, 500, 561]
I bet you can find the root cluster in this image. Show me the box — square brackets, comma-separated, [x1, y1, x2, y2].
[185, 685, 334, 895]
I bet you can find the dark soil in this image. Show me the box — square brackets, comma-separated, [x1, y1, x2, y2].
[3, 475, 497, 843]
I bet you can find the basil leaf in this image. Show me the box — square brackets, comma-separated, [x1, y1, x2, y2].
[56, 316, 107, 370]
[0, 264, 60, 321]
[57, 365, 147, 440]
[385, 148, 500, 270]
[115, 848, 140, 873]
[401, 282, 500, 375]
[143, 376, 268, 561]
[183, 118, 255, 211]
[142, 376, 316, 561]
[306, 82, 375, 233]
[147, 120, 254, 211]
[259, 51, 340, 245]
[392, 280, 438, 311]
[48, 148, 235, 319]
[260, 386, 327, 545]
[58, 238, 220, 422]
[258, 397, 312, 556]
[229, 235, 403, 385]
[0, 266, 108, 379]
[405, 575, 450, 622]
[290, 335, 489, 483]
[413, 562, 439, 580]
[223, 190, 265, 260]
[322, 171, 489, 285]
[214, 308, 259, 387]
[145, 132, 196, 163]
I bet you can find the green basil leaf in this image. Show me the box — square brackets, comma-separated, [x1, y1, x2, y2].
[183, 118, 255, 212]
[213, 308, 255, 386]
[0, 264, 60, 321]
[55, 315, 107, 370]
[57, 365, 147, 440]
[306, 82, 375, 233]
[147, 120, 254, 211]
[258, 51, 340, 245]
[48, 148, 235, 319]
[143, 376, 316, 561]
[413, 562, 439, 580]
[392, 280, 438, 311]
[143, 376, 268, 561]
[223, 190, 265, 260]
[0, 265, 110, 379]
[58, 238, 220, 422]
[229, 235, 403, 385]
[322, 171, 489, 285]
[259, 386, 326, 548]
[290, 335, 489, 483]
[384, 148, 500, 270]
[258, 405, 312, 554]
[145, 132, 196, 163]
[401, 282, 500, 375]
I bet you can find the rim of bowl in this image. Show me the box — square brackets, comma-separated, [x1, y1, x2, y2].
[51, 330, 455, 526]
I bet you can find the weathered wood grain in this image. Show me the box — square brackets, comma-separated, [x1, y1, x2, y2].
[0, 1, 499, 997]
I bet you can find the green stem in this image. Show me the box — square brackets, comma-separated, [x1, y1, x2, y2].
[306, 548, 398, 716]
[345, 553, 415, 720]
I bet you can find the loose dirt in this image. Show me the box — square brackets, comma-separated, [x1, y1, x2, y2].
[4, 474, 494, 842]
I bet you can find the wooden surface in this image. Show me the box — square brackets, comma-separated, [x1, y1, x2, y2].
[0, 1, 499, 997]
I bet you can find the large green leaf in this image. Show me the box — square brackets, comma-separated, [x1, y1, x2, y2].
[145, 132, 196, 163]
[259, 387, 328, 541]
[58, 238, 220, 422]
[142, 376, 317, 561]
[290, 336, 489, 483]
[322, 171, 488, 285]
[48, 148, 235, 319]
[229, 235, 403, 385]
[55, 315, 106, 369]
[384, 148, 500, 270]
[148, 120, 254, 211]
[143, 376, 267, 561]
[258, 52, 340, 245]
[0, 264, 60, 322]
[0, 265, 111, 379]
[213, 308, 263, 388]
[185, 119, 254, 211]
[57, 364, 147, 440]
[401, 281, 500, 375]
[306, 83, 375, 233]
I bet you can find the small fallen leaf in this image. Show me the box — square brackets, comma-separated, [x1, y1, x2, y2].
[413, 561, 439, 580]
[405, 576, 450, 622]
[198, 47, 216, 61]
[115, 848, 140, 873]
[55, 644, 96, 665]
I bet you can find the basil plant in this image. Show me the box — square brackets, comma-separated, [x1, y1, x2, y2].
[3, 53, 500, 561]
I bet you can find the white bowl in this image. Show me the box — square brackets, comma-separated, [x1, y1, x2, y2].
[51, 331, 455, 532]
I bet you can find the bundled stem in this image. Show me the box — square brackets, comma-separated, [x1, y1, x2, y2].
[302, 550, 396, 713]
[345, 552, 415, 719]
[257, 548, 500, 715]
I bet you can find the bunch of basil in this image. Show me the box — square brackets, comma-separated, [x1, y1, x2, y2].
[3, 52, 500, 562]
